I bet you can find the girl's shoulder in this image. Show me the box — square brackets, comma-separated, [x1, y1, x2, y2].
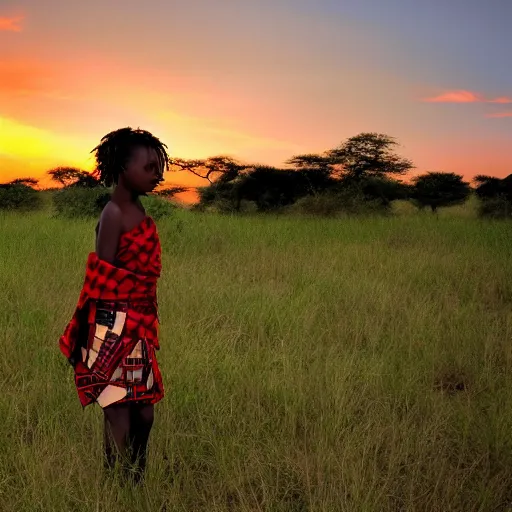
[96, 201, 123, 235]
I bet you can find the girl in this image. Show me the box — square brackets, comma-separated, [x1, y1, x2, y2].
[59, 127, 169, 483]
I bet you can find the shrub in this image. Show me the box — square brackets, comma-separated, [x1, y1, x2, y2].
[53, 187, 111, 218]
[53, 188, 177, 219]
[203, 199, 259, 214]
[289, 190, 389, 217]
[0, 185, 43, 211]
[478, 198, 512, 219]
[141, 195, 177, 220]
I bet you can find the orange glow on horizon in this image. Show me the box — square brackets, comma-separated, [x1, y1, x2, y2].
[2, 51, 512, 198]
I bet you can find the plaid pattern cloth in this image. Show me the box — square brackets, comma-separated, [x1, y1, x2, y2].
[59, 217, 164, 408]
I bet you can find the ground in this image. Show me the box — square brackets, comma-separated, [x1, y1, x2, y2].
[1, 204, 511, 511]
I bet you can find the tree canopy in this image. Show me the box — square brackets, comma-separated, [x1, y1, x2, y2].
[329, 133, 414, 180]
[0, 177, 39, 189]
[411, 172, 470, 212]
[48, 167, 100, 188]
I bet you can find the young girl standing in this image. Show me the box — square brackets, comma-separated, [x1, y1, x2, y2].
[59, 127, 169, 483]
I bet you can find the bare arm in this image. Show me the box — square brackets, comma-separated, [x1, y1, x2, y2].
[96, 202, 123, 263]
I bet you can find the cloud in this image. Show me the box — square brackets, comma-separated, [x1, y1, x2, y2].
[0, 16, 23, 32]
[486, 112, 512, 118]
[488, 97, 512, 104]
[423, 90, 482, 103]
[423, 90, 512, 104]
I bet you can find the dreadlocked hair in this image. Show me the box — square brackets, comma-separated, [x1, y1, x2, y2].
[91, 127, 170, 187]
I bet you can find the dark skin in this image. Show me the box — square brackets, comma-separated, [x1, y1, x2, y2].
[68, 145, 162, 368]
[96, 146, 163, 262]
[94, 145, 164, 482]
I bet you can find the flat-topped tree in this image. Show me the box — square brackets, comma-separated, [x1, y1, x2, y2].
[475, 174, 512, 202]
[170, 156, 247, 185]
[329, 133, 414, 181]
[4, 177, 39, 188]
[48, 167, 100, 188]
[286, 154, 339, 195]
[153, 186, 189, 198]
[287, 154, 332, 170]
[411, 172, 470, 213]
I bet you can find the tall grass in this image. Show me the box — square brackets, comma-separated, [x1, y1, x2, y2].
[0, 207, 511, 511]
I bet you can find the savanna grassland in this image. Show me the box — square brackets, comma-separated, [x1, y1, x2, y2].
[1, 203, 511, 511]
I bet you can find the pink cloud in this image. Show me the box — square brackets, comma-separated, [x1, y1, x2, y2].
[424, 90, 512, 104]
[423, 90, 482, 103]
[486, 112, 512, 118]
[488, 97, 512, 104]
[0, 16, 23, 32]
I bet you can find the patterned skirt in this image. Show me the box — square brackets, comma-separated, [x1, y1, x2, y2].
[81, 300, 161, 408]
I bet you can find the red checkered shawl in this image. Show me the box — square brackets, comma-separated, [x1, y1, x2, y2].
[59, 216, 164, 407]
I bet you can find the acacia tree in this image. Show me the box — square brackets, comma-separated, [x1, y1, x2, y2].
[8, 177, 38, 188]
[235, 166, 306, 211]
[287, 154, 332, 170]
[153, 186, 189, 198]
[172, 156, 255, 210]
[474, 174, 512, 218]
[0, 177, 39, 189]
[411, 172, 470, 213]
[0, 177, 42, 210]
[474, 175, 502, 199]
[474, 174, 512, 202]
[48, 167, 100, 188]
[329, 133, 414, 181]
[286, 154, 337, 195]
[177, 133, 415, 212]
[170, 156, 248, 185]
[289, 135, 412, 206]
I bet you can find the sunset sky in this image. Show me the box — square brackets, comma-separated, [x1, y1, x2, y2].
[1, 0, 511, 193]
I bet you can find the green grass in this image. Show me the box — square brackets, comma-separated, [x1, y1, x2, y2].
[1, 206, 511, 511]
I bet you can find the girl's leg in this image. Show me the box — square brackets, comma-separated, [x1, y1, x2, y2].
[103, 402, 132, 471]
[129, 403, 155, 480]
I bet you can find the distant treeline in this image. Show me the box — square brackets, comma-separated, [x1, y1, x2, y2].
[1, 132, 511, 218]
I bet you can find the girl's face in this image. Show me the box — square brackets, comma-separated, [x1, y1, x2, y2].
[121, 145, 163, 193]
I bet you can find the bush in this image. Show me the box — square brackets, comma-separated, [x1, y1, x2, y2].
[289, 190, 389, 217]
[199, 199, 258, 215]
[53, 187, 111, 218]
[478, 198, 512, 219]
[360, 176, 411, 204]
[53, 188, 177, 219]
[0, 185, 43, 211]
[141, 195, 177, 220]
[208, 199, 239, 214]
